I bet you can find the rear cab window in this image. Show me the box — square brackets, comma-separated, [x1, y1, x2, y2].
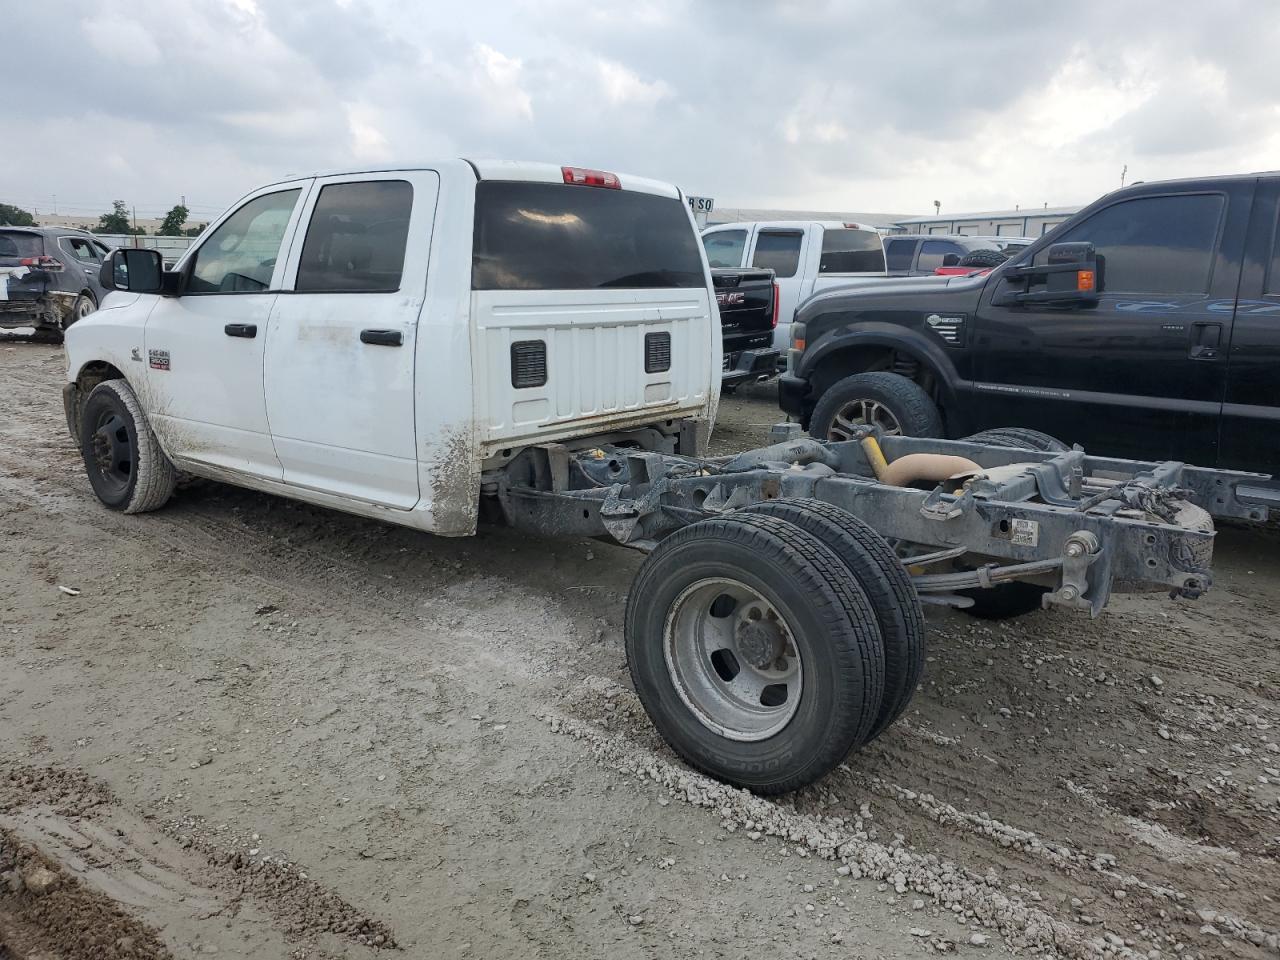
[702, 230, 747, 268]
[472, 181, 705, 290]
[917, 240, 964, 271]
[751, 231, 803, 278]
[819, 228, 885, 273]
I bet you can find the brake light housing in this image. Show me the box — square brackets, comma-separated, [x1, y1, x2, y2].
[770, 281, 780, 329]
[561, 166, 621, 189]
[19, 255, 63, 272]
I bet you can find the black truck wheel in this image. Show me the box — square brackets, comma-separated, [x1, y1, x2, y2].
[958, 582, 1049, 620]
[963, 427, 1068, 452]
[736, 498, 925, 742]
[79, 379, 177, 514]
[810, 372, 943, 442]
[625, 514, 886, 794]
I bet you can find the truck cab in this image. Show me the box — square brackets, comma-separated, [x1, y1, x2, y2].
[63, 160, 719, 532]
[700, 220, 886, 354]
[781, 172, 1280, 484]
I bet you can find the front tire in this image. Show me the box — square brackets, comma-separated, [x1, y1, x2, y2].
[626, 514, 885, 794]
[963, 427, 1068, 452]
[810, 372, 943, 441]
[79, 379, 176, 513]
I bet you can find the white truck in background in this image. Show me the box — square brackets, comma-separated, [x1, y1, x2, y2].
[700, 220, 888, 353]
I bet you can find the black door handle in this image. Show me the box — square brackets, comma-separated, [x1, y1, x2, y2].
[360, 329, 403, 347]
[1188, 321, 1221, 360]
[224, 323, 257, 338]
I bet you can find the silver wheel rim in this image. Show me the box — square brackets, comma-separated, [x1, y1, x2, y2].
[828, 398, 901, 441]
[77, 299, 95, 319]
[663, 577, 802, 742]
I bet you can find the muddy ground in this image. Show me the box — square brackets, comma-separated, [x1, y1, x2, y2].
[0, 343, 1276, 960]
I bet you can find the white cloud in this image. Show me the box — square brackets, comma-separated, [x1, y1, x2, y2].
[596, 58, 671, 106]
[80, 14, 162, 66]
[472, 43, 534, 121]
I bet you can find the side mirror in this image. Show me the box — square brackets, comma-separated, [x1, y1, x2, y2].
[99, 248, 165, 294]
[996, 241, 1102, 307]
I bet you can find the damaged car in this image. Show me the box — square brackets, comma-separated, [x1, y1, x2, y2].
[0, 226, 112, 341]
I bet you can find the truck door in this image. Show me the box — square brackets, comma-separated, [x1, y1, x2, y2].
[143, 183, 310, 480]
[1220, 177, 1280, 475]
[264, 172, 438, 509]
[748, 227, 807, 351]
[972, 183, 1251, 463]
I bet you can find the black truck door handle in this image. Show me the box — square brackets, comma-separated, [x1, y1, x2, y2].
[360, 329, 403, 347]
[1188, 321, 1222, 360]
[224, 323, 257, 338]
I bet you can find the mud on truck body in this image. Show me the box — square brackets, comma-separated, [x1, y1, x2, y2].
[61, 160, 1270, 795]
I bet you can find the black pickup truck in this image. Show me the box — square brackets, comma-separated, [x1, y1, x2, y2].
[779, 172, 1280, 496]
[713, 267, 779, 389]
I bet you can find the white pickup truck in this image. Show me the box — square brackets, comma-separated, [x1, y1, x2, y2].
[700, 220, 887, 353]
[62, 160, 1249, 796]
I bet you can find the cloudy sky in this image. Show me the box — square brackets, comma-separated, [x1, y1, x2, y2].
[4, 0, 1278, 223]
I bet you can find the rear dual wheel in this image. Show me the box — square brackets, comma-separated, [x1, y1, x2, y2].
[625, 503, 924, 794]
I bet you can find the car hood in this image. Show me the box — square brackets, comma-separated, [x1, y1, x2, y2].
[798, 272, 989, 320]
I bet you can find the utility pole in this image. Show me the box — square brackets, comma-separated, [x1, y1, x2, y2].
[1120, 164, 1128, 187]
[53, 194, 57, 215]
[933, 200, 941, 216]
[132, 205, 138, 245]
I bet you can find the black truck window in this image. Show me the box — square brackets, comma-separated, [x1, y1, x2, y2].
[702, 230, 747, 268]
[296, 180, 413, 293]
[472, 182, 705, 290]
[819, 229, 885, 273]
[917, 240, 961, 272]
[884, 238, 915, 272]
[1037, 194, 1223, 295]
[751, 231, 802, 278]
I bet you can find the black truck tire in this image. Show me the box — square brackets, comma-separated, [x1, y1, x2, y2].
[956, 250, 1008, 269]
[625, 513, 885, 794]
[736, 498, 925, 742]
[79, 379, 177, 514]
[810, 372, 943, 441]
[958, 582, 1049, 620]
[963, 427, 1068, 452]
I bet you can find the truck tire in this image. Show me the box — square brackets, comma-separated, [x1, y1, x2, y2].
[810, 372, 943, 442]
[963, 427, 1068, 452]
[956, 250, 1007, 269]
[79, 378, 177, 514]
[736, 498, 924, 742]
[958, 582, 1049, 620]
[625, 513, 885, 794]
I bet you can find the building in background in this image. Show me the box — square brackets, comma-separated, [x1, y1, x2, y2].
[889, 205, 1079, 237]
[706, 207, 912, 233]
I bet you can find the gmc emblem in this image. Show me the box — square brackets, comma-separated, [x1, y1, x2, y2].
[716, 292, 746, 306]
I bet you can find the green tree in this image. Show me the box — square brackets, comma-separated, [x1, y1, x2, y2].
[184, 223, 206, 237]
[95, 200, 141, 235]
[158, 203, 189, 237]
[0, 203, 35, 226]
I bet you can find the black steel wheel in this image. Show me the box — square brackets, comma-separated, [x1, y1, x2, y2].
[79, 379, 176, 513]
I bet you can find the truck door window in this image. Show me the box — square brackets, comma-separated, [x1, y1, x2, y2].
[472, 181, 704, 290]
[187, 189, 301, 294]
[702, 230, 746, 268]
[1034, 194, 1223, 295]
[916, 240, 961, 272]
[884, 238, 915, 272]
[295, 181, 413, 293]
[819, 229, 885, 273]
[751, 231, 802, 278]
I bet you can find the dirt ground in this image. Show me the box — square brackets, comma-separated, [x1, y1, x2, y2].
[0, 344, 1277, 960]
